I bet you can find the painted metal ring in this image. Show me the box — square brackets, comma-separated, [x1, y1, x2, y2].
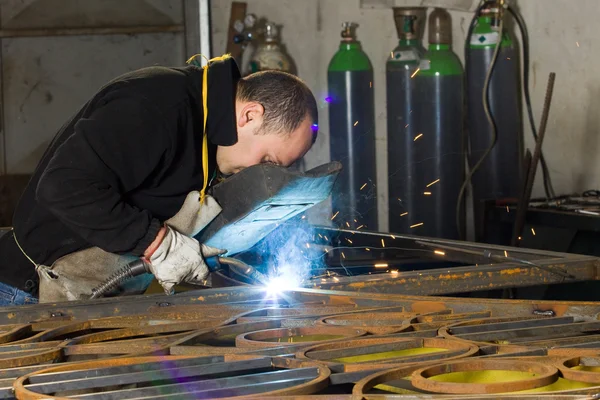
[411, 359, 559, 394]
[297, 337, 478, 372]
[235, 326, 367, 348]
[559, 356, 600, 383]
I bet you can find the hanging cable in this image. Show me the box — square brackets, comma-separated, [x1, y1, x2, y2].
[458, 1, 488, 239]
[457, 2, 504, 239]
[507, 4, 556, 199]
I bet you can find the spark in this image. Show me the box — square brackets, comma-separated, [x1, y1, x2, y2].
[506, 57, 511, 60]
[410, 222, 424, 228]
[426, 179, 440, 187]
[506, 205, 510, 213]
[341, 252, 346, 259]
[369, 81, 372, 88]
[434, 250, 445, 256]
[365, 248, 371, 251]
[414, 133, 423, 141]
[390, 51, 394, 58]
[321, 278, 327, 282]
[374, 263, 388, 268]
[391, 270, 399, 275]
[333, 277, 340, 282]
[424, 191, 432, 195]
[390, 235, 396, 239]
[302, 215, 306, 219]
[356, 225, 364, 230]
[354, 219, 358, 222]
[324, 248, 329, 253]
[346, 238, 353, 244]
[410, 67, 421, 78]
[504, 250, 508, 257]
[318, 234, 323, 238]
[346, 222, 350, 228]
[576, 41, 580, 47]
[405, 124, 409, 128]
[306, 243, 310, 248]
[331, 211, 339, 220]
[324, 236, 329, 241]
[518, 236, 522, 241]
[354, 121, 359, 126]
[381, 239, 385, 248]
[360, 182, 367, 190]
[400, 212, 408, 217]
[531, 228, 536, 236]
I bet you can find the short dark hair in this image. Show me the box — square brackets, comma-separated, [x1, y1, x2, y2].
[236, 70, 318, 138]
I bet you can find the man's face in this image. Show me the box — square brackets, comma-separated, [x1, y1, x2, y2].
[216, 101, 314, 175]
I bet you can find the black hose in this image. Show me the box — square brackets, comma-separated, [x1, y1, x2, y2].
[507, 4, 556, 199]
[90, 259, 149, 299]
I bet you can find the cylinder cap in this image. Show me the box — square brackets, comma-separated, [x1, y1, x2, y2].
[428, 8, 452, 45]
[341, 22, 358, 41]
[393, 7, 426, 40]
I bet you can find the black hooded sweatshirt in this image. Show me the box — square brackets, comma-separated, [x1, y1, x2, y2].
[0, 57, 240, 294]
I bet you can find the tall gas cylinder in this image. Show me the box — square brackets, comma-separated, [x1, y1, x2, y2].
[386, 7, 426, 234]
[328, 22, 377, 230]
[249, 21, 295, 74]
[404, 8, 464, 239]
[467, 2, 523, 239]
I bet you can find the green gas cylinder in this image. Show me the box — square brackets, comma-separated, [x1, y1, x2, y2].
[408, 8, 464, 239]
[327, 22, 377, 230]
[386, 7, 426, 235]
[467, 2, 523, 239]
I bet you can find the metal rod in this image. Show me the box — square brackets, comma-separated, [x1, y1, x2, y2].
[511, 73, 556, 246]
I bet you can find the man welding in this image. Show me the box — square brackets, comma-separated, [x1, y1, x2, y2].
[0, 55, 318, 306]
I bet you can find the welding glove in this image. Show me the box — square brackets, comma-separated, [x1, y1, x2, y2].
[146, 225, 225, 295]
[165, 191, 222, 237]
[147, 191, 225, 294]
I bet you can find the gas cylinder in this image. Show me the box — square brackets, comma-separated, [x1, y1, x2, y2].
[327, 22, 377, 231]
[409, 8, 464, 239]
[467, 2, 523, 239]
[386, 7, 427, 235]
[249, 21, 294, 74]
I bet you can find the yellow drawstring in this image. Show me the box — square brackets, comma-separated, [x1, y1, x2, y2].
[186, 53, 232, 204]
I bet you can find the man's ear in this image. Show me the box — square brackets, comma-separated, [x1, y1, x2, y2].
[237, 101, 265, 127]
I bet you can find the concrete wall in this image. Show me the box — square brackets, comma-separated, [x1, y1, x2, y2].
[212, 0, 599, 231]
[2, 0, 597, 233]
[1, 0, 184, 174]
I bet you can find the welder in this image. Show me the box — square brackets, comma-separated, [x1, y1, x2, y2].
[0, 55, 318, 306]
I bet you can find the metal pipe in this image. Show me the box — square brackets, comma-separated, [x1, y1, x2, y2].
[199, 0, 212, 65]
[217, 256, 267, 284]
[0, 25, 184, 38]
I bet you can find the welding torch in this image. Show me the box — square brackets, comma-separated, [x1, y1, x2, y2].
[90, 256, 267, 299]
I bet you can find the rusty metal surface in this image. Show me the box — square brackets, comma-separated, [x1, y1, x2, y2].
[0, 287, 599, 398]
[309, 227, 600, 295]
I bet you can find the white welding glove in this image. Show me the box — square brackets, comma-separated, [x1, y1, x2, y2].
[166, 191, 222, 237]
[147, 225, 224, 294]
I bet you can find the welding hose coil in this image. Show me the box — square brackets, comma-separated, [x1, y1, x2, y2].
[90, 259, 149, 299]
[90, 256, 267, 299]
